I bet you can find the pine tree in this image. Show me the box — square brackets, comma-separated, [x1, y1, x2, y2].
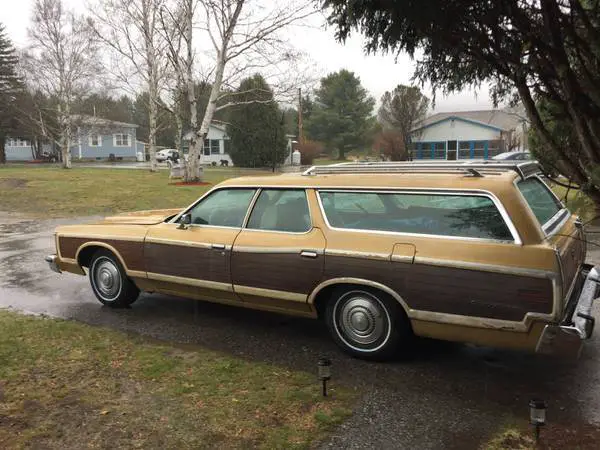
[0, 22, 23, 163]
[227, 75, 286, 168]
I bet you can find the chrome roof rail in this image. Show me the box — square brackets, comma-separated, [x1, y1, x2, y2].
[302, 161, 541, 179]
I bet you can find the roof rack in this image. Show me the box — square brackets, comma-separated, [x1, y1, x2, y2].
[302, 161, 540, 179]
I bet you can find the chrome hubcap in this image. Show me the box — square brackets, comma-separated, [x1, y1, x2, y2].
[93, 259, 121, 300]
[338, 295, 387, 346]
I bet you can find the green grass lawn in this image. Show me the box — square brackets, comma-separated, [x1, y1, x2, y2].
[0, 165, 273, 218]
[0, 310, 355, 449]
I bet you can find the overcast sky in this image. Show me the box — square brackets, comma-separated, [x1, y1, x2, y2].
[0, 0, 494, 114]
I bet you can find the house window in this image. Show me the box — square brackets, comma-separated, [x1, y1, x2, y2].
[203, 139, 221, 156]
[89, 134, 101, 147]
[114, 134, 130, 147]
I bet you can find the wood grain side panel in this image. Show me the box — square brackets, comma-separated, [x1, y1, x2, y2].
[59, 237, 145, 271]
[144, 242, 230, 284]
[406, 264, 553, 321]
[231, 252, 321, 294]
[323, 255, 553, 321]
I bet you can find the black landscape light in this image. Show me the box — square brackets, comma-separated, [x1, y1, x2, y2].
[529, 399, 547, 442]
[317, 357, 331, 397]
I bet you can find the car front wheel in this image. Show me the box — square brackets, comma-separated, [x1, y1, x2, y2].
[325, 287, 411, 361]
[89, 249, 139, 307]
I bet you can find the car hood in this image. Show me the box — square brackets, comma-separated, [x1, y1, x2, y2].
[98, 209, 182, 225]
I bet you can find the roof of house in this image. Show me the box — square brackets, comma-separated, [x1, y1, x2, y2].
[182, 123, 227, 140]
[411, 109, 527, 133]
[71, 114, 139, 129]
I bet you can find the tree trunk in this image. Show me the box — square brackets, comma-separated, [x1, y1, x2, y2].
[148, 78, 158, 172]
[0, 133, 5, 164]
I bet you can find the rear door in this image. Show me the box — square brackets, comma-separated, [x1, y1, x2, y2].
[516, 177, 585, 297]
[231, 188, 325, 314]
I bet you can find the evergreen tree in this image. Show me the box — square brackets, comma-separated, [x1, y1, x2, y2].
[0, 23, 23, 163]
[227, 75, 286, 168]
[305, 70, 374, 160]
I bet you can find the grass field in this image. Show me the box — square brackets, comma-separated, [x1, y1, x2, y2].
[0, 165, 273, 218]
[0, 310, 355, 449]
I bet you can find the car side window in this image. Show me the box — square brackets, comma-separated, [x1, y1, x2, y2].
[319, 191, 513, 241]
[186, 189, 256, 227]
[517, 178, 562, 226]
[246, 189, 311, 233]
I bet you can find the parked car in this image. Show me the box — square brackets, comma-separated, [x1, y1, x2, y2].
[492, 151, 531, 161]
[156, 149, 179, 162]
[45, 161, 597, 360]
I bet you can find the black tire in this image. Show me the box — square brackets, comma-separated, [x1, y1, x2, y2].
[88, 249, 139, 308]
[325, 286, 412, 361]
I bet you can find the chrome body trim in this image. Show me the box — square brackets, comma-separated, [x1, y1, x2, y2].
[57, 233, 144, 242]
[315, 188, 522, 245]
[233, 285, 306, 302]
[45, 254, 61, 274]
[414, 256, 554, 279]
[147, 272, 234, 292]
[325, 249, 391, 261]
[144, 237, 219, 250]
[233, 246, 323, 255]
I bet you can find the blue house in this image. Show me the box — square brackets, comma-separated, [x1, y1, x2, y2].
[72, 115, 143, 160]
[409, 109, 527, 160]
[4, 115, 145, 161]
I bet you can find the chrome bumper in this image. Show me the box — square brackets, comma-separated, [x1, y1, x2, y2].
[536, 265, 600, 357]
[45, 254, 62, 274]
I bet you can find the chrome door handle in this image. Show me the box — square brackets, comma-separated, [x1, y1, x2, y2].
[211, 244, 226, 250]
[300, 250, 318, 258]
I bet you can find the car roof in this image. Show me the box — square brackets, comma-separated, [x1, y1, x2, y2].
[218, 170, 520, 192]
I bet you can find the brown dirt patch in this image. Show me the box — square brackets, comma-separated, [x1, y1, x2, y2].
[168, 181, 212, 186]
[0, 178, 27, 188]
[488, 423, 600, 449]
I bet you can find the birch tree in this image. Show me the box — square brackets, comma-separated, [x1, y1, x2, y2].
[23, 0, 99, 169]
[160, 0, 315, 182]
[90, 0, 167, 172]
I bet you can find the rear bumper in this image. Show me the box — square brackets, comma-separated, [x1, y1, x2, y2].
[45, 254, 62, 274]
[536, 264, 599, 357]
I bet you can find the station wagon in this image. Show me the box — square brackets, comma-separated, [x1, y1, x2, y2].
[46, 161, 598, 360]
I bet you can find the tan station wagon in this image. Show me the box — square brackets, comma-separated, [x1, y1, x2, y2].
[46, 161, 599, 360]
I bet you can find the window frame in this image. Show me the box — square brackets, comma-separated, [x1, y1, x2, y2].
[113, 133, 131, 147]
[89, 134, 101, 147]
[515, 175, 569, 237]
[244, 188, 313, 235]
[316, 188, 521, 244]
[172, 187, 259, 229]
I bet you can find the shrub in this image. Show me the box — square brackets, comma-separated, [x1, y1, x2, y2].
[297, 140, 323, 165]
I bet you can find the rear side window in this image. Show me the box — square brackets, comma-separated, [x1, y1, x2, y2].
[318, 191, 513, 241]
[247, 189, 311, 233]
[517, 178, 562, 226]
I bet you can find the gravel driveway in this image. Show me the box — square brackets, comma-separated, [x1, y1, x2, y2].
[2, 213, 600, 449]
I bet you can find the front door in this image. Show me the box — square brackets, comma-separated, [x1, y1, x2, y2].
[231, 188, 325, 314]
[144, 188, 257, 302]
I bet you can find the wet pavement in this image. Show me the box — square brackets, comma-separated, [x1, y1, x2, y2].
[2, 214, 600, 449]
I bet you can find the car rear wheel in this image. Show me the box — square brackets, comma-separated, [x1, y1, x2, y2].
[325, 287, 411, 360]
[89, 249, 139, 307]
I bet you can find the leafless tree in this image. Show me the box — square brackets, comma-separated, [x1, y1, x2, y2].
[159, 0, 315, 181]
[23, 0, 99, 168]
[89, 0, 167, 171]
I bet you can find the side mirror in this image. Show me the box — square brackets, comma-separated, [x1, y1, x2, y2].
[177, 213, 192, 229]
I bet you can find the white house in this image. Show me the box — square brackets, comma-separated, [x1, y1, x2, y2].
[183, 123, 232, 165]
[410, 109, 528, 160]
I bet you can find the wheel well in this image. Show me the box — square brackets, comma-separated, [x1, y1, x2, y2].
[313, 283, 404, 319]
[77, 245, 103, 268]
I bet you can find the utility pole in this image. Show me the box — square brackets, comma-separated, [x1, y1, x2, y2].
[298, 87, 303, 144]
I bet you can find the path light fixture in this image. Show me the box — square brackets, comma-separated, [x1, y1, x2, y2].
[317, 357, 331, 397]
[529, 399, 547, 442]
